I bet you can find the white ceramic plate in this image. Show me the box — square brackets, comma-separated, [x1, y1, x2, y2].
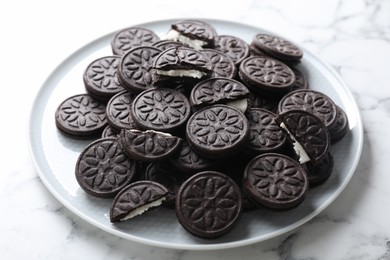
[28, 19, 363, 250]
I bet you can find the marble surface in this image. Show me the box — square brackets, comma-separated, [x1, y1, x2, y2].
[1, 0, 389, 259]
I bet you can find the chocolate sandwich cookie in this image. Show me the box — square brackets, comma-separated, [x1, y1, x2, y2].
[152, 46, 212, 83]
[329, 106, 349, 143]
[175, 171, 242, 239]
[190, 78, 250, 109]
[110, 180, 169, 222]
[83, 55, 125, 101]
[251, 33, 303, 63]
[213, 35, 250, 65]
[243, 153, 308, 209]
[239, 56, 296, 95]
[247, 92, 280, 113]
[200, 49, 237, 79]
[75, 137, 137, 198]
[186, 104, 250, 158]
[246, 108, 287, 155]
[111, 27, 160, 56]
[55, 93, 107, 138]
[167, 19, 217, 49]
[278, 89, 338, 130]
[304, 152, 334, 187]
[117, 46, 162, 93]
[278, 110, 330, 164]
[131, 88, 191, 133]
[290, 68, 309, 91]
[169, 140, 217, 174]
[106, 90, 137, 132]
[119, 129, 182, 161]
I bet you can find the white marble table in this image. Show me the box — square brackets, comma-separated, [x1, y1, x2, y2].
[1, 0, 390, 259]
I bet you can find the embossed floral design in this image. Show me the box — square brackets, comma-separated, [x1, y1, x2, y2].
[192, 78, 249, 105]
[133, 88, 190, 130]
[180, 174, 240, 230]
[247, 109, 286, 151]
[58, 94, 106, 130]
[113, 28, 160, 55]
[87, 57, 122, 90]
[279, 90, 337, 127]
[248, 155, 306, 201]
[78, 139, 136, 194]
[244, 57, 294, 87]
[190, 106, 246, 148]
[107, 91, 136, 129]
[200, 50, 235, 78]
[214, 35, 249, 64]
[173, 21, 214, 40]
[120, 47, 161, 90]
[256, 34, 302, 56]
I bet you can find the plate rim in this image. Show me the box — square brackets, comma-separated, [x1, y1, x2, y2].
[28, 18, 364, 250]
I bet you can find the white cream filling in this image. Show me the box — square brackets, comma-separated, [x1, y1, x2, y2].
[226, 98, 248, 113]
[156, 69, 207, 79]
[280, 122, 310, 164]
[120, 197, 167, 222]
[166, 29, 207, 50]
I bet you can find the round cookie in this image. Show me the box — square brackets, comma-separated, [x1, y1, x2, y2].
[118, 129, 182, 162]
[110, 180, 169, 222]
[245, 108, 287, 155]
[239, 56, 296, 94]
[186, 104, 250, 158]
[243, 153, 308, 209]
[190, 78, 249, 107]
[83, 55, 125, 101]
[278, 110, 330, 164]
[278, 89, 338, 130]
[152, 39, 187, 51]
[117, 46, 162, 93]
[213, 35, 250, 65]
[106, 90, 137, 132]
[75, 137, 137, 198]
[55, 93, 107, 138]
[304, 152, 334, 187]
[329, 106, 349, 143]
[251, 33, 303, 62]
[111, 27, 160, 56]
[101, 125, 119, 138]
[175, 171, 242, 239]
[131, 88, 191, 133]
[200, 49, 237, 79]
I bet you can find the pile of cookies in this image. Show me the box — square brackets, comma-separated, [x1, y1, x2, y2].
[55, 20, 349, 239]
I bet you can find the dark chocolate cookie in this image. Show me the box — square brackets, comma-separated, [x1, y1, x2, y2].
[106, 90, 137, 132]
[75, 137, 137, 198]
[213, 35, 250, 65]
[278, 89, 338, 130]
[200, 49, 237, 79]
[291, 68, 309, 91]
[110, 180, 169, 222]
[243, 153, 308, 209]
[152, 39, 187, 51]
[186, 104, 250, 158]
[152, 46, 212, 82]
[190, 78, 249, 107]
[117, 46, 162, 93]
[119, 129, 182, 161]
[55, 93, 107, 138]
[239, 56, 296, 94]
[278, 110, 330, 164]
[247, 91, 280, 113]
[329, 106, 349, 143]
[304, 152, 334, 187]
[246, 108, 287, 154]
[131, 88, 191, 133]
[111, 27, 160, 56]
[83, 55, 125, 101]
[251, 33, 303, 62]
[101, 125, 119, 138]
[168, 19, 217, 49]
[175, 171, 242, 239]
